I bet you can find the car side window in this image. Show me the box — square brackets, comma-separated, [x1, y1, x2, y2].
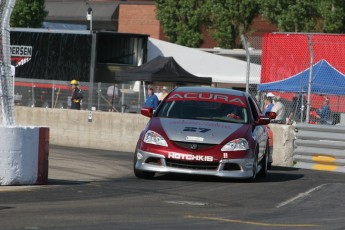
[248, 97, 259, 121]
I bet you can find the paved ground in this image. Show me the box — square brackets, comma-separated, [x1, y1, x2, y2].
[0, 145, 344, 230]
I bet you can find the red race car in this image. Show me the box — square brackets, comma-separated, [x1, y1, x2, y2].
[134, 87, 275, 181]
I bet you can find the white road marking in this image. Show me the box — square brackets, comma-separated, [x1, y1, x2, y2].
[165, 201, 208, 206]
[276, 184, 327, 208]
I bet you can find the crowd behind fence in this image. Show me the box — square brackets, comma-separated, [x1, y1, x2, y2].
[12, 78, 175, 114]
[245, 33, 345, 126]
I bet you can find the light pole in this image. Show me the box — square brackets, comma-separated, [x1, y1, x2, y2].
[86, 6, 93, 32]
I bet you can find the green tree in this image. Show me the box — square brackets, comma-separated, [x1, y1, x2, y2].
[155, 0, 206, 47]
[204, 0, 259, 49]
[11, 0, 48, 28]
[318, 0, 345, 33]
[258, 0, 320, 32]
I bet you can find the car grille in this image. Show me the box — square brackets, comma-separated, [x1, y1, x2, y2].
[173, 141, 215, 150]
[165, 159, 219, 170]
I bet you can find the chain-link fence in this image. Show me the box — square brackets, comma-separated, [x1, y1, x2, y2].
[0, 0, 16, 126]
[244, 33, 345, 126]
[13, 78, 174, 113]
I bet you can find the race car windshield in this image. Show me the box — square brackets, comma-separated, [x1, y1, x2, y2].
[157, 100, 248, 124]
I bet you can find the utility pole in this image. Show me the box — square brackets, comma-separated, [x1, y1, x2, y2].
[86, 5, 93, 33]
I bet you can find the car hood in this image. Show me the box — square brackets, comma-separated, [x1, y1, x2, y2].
[159, 118, 245, 144]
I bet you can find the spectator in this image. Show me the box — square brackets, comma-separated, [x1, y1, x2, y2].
[160, 86, 169, 101]
[286, 93, 306, 124]
[144, 87, 159, 109]
[107, 83, 119, 112]
[154, 86, 162, 99]
[316, 96, 331, 125]
[271, 96, 285, 124]
[263, 96, 274, 114]
[70, 79, 83, 110]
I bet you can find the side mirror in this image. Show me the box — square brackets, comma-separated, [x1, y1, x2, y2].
[257, 116, 270, 125]
[141, 107, 153, 117]
[265, 111, 276, 120]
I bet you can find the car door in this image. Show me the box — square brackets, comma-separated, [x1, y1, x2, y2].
[247, 96, 268, 160]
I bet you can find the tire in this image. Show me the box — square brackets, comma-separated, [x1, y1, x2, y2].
[267, 146, 273, 170]
[258, 144, 269, 177]
[133, 151, 155, 179]
[134, 168, 155, 179]
[247, 151, 258, 182]
[267, 162, 272, 170]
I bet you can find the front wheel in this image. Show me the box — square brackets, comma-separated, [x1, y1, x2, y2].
[246, 152, 258, 182]
[134, 168, 155, 179]
[258, 144, 269, 177]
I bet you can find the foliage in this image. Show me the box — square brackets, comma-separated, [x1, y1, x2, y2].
[258, 0, 320, 32]
[318, 0, 345, 33]
[259, 0, 345, 33]
[155, 0, 206, 47]
[11, 0, 48, 28]
[155, 0, 345, 48]
[204, 0, 259, 48]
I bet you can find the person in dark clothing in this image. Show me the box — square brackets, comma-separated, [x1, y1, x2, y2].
[70, 79, 84, 110]
[316, 96, 331, 125]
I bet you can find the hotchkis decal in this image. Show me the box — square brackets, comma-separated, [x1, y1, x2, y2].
[168, 152, 213, 162]
[166, 92, 246, 107]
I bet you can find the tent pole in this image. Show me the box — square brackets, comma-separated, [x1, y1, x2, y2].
[241, 34, 250, 94]
[143, 81, 146, 102]
[306, 34, 314, 124]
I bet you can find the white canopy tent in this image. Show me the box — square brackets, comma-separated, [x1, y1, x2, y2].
[148, 38, 261, 85]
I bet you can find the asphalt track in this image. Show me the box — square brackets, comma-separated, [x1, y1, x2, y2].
[0, 145, 344, 230]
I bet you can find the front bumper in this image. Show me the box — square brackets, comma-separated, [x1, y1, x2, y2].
[135, 149, 255, 179]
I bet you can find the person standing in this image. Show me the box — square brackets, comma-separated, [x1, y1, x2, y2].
[316, 96, 331, 125]
[107, 83, 119, 111]
[70, 79, 83, 110]
[154, 86, 162, 99]
[144, 87, 159, 109]
[263, 96, 274, 114]
[271, 96, 285, 124]
[160, 86, 169, 102]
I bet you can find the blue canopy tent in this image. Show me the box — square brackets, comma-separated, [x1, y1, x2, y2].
[258, 59, 345, 124]
[258, 59, 345, 95]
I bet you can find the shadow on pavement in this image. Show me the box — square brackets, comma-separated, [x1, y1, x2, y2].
[48, 179, 90, 185]
[150, 166, 304, 183]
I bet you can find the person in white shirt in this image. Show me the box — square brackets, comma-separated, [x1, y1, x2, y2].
[271, 96, 285, 124]
[154, 86, 162, 99]
[107, 84, 119, 111]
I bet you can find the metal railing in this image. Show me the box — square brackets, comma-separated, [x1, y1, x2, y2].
[293, 124, 345, 173]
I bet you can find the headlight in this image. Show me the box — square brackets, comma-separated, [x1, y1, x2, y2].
[143, 130, 168, 147]
[221, 138, 249, 151]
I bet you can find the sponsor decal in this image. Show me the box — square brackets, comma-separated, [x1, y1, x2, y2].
[223, 153, 228, 159]
[10, 45, 33, 67]
[166, 92, 246, 107]
[169, 120, 232, 129]
[168, 152, 213, 162]
[186, 136, 204, 142]
[10, 45, 32, 57]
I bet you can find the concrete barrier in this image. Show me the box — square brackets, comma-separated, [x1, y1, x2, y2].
[15, 107, 295, 167]
[0, 126, 49, 185]
[15, 107, 149, 153]
[268, 124, 295, 167]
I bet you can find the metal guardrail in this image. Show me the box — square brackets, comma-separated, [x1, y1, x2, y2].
[293, 124, 345, 173]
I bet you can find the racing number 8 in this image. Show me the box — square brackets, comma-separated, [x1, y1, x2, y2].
[183, 127, 211, 133]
